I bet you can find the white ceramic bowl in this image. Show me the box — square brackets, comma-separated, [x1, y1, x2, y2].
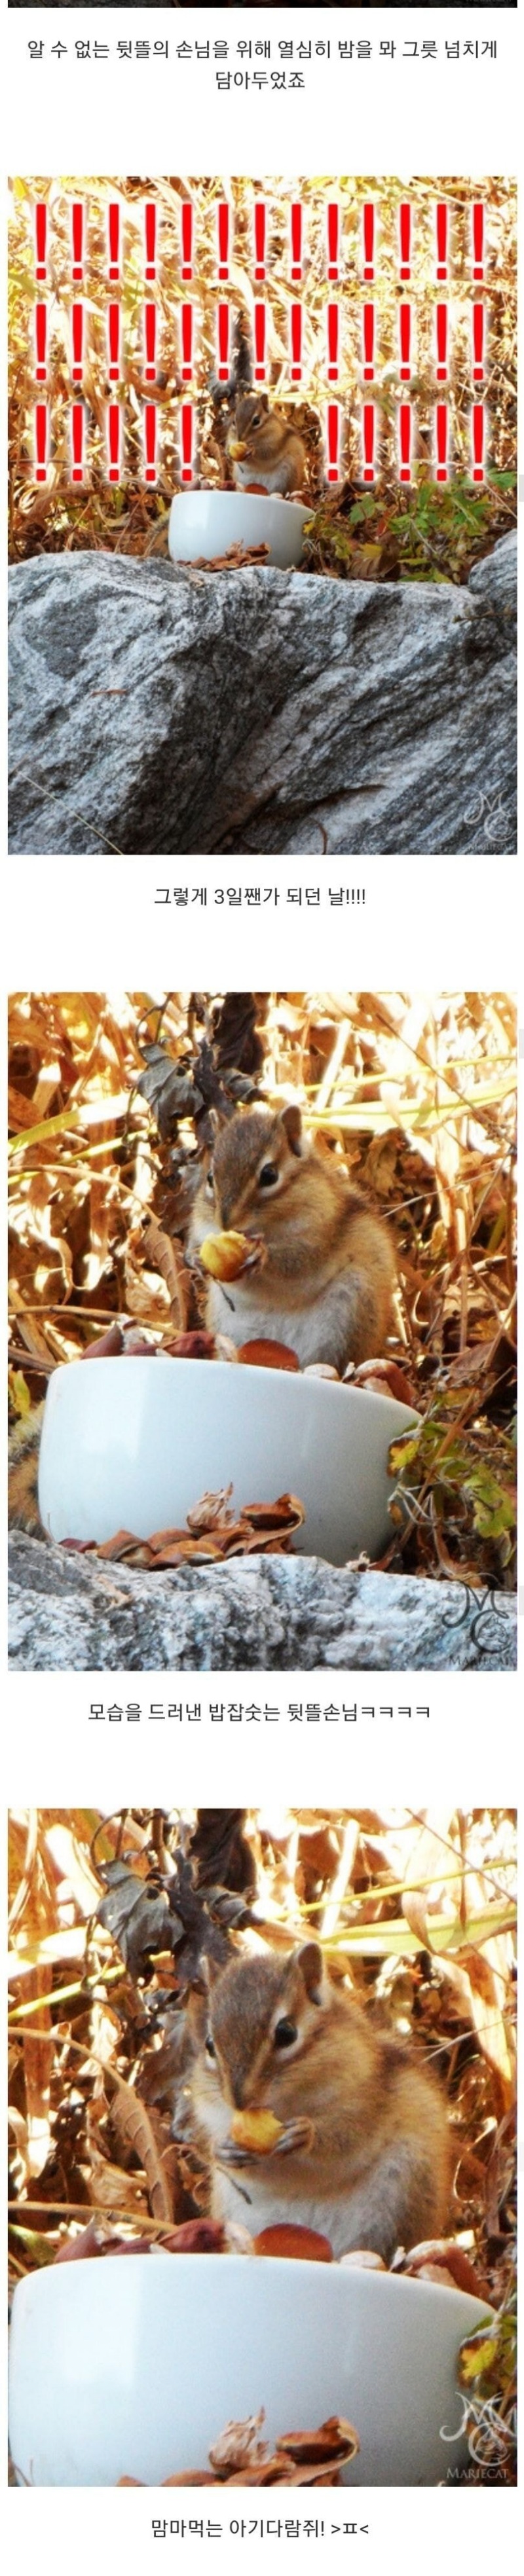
[9, 2253, 490, 2488]
[168, 488, 310, 570]
[37, 1356, 418, 1565]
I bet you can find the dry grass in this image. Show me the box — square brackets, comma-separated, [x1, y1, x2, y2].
[9, 177, 516, 579]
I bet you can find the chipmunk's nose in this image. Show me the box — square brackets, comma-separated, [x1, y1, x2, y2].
[226, 2061, 250, 2109]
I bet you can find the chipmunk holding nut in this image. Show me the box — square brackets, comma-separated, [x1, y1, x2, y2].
[227, 395, 307, 496]
[189, 1104, 395, 1373]
[9, 1106, 393, 1529]
[186, 1942, 451, 2262]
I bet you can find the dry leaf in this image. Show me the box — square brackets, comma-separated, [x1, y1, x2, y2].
[106, 2072, 174, 2223]
[62, 1492, 305, 1569]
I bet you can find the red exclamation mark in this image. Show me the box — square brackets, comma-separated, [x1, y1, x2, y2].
[399, 302, 411, 382]
[217, 305, 230, 382]
[362, 403, 375, 483]
[145, 202, 157, 284]
[107, 405, 121, 484]
[362, 304, 375, 383]
[108, 203, 121, 283]
[107, 407, 122, 484]
[34, 403, 48, 481]
[472, 202, 485, 281]
[180, 402, 193, 484]
[436, 202, 448, 283]
[71, 200, 84, 284]
[34, 302, 47, 383]
[181, 304, 193, 382]
[472, 304, 485, 384]
[290, 202, 303, 282]
[362, 203, 375, 283]
[181, 204, 194, 282]
[144, 304, 157, 384]
[107, 304, 121, 385]
[254, 200, 266, 282]
[399, 405, 412, 484]
[327, 202, 339, 282]
[254, 303, 266, 382]
[290, 304, 302, 383]
[327, 304, 339, 384]
[34, 203, 47, 283]
[436, 304, 448, 384]
[217, 202, 230, 281]
[435, 405, 448, 484]
[71, 303, 84, 384]
[326, 402, 339, 484]
[71, 405, 84, 484]
[144, 405, 157, 485]
[472, 405, 485, 483]
[399, 202, 411, 283]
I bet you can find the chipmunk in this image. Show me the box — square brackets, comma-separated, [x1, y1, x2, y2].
[189, 1104, 395, 1371]
[227, 395, 307, 496]
[9, 1108, 392, 1530]
[186, 1942, 451, 2262]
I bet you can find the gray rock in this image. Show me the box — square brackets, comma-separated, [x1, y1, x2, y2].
[9, 1533, 516, 1672]
[9, 534, 515, 857]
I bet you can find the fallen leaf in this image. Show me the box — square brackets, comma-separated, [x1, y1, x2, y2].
[115, 2410, 360, 2488]
[62, 1491, 305, 1570]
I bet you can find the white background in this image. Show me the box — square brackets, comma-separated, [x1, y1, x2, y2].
[3, 7, 521, 2567]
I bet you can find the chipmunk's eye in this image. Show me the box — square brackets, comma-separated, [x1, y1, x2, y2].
[205, 2035, 216, 2059]
[273, 2017, 297, 2050]
[206, 1169, 214, 1197]
[258, 1163, 279, 1190]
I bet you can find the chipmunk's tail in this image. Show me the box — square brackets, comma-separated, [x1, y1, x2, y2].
[8, 1406, 45, 1535]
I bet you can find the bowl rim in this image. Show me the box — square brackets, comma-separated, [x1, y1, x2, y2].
[168, 490, 311, 524]
[42, 1352, 420, 1430]
[10, 2247, 493, 2329]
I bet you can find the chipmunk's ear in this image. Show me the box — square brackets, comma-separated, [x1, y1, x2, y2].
[281, 1104, 303, 1157]
[186, 1986, 208, 2043]
[208, 1105, 232, 1138]
[295, 1942, 324, 2003]
[201, 1951, 223, 1993]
